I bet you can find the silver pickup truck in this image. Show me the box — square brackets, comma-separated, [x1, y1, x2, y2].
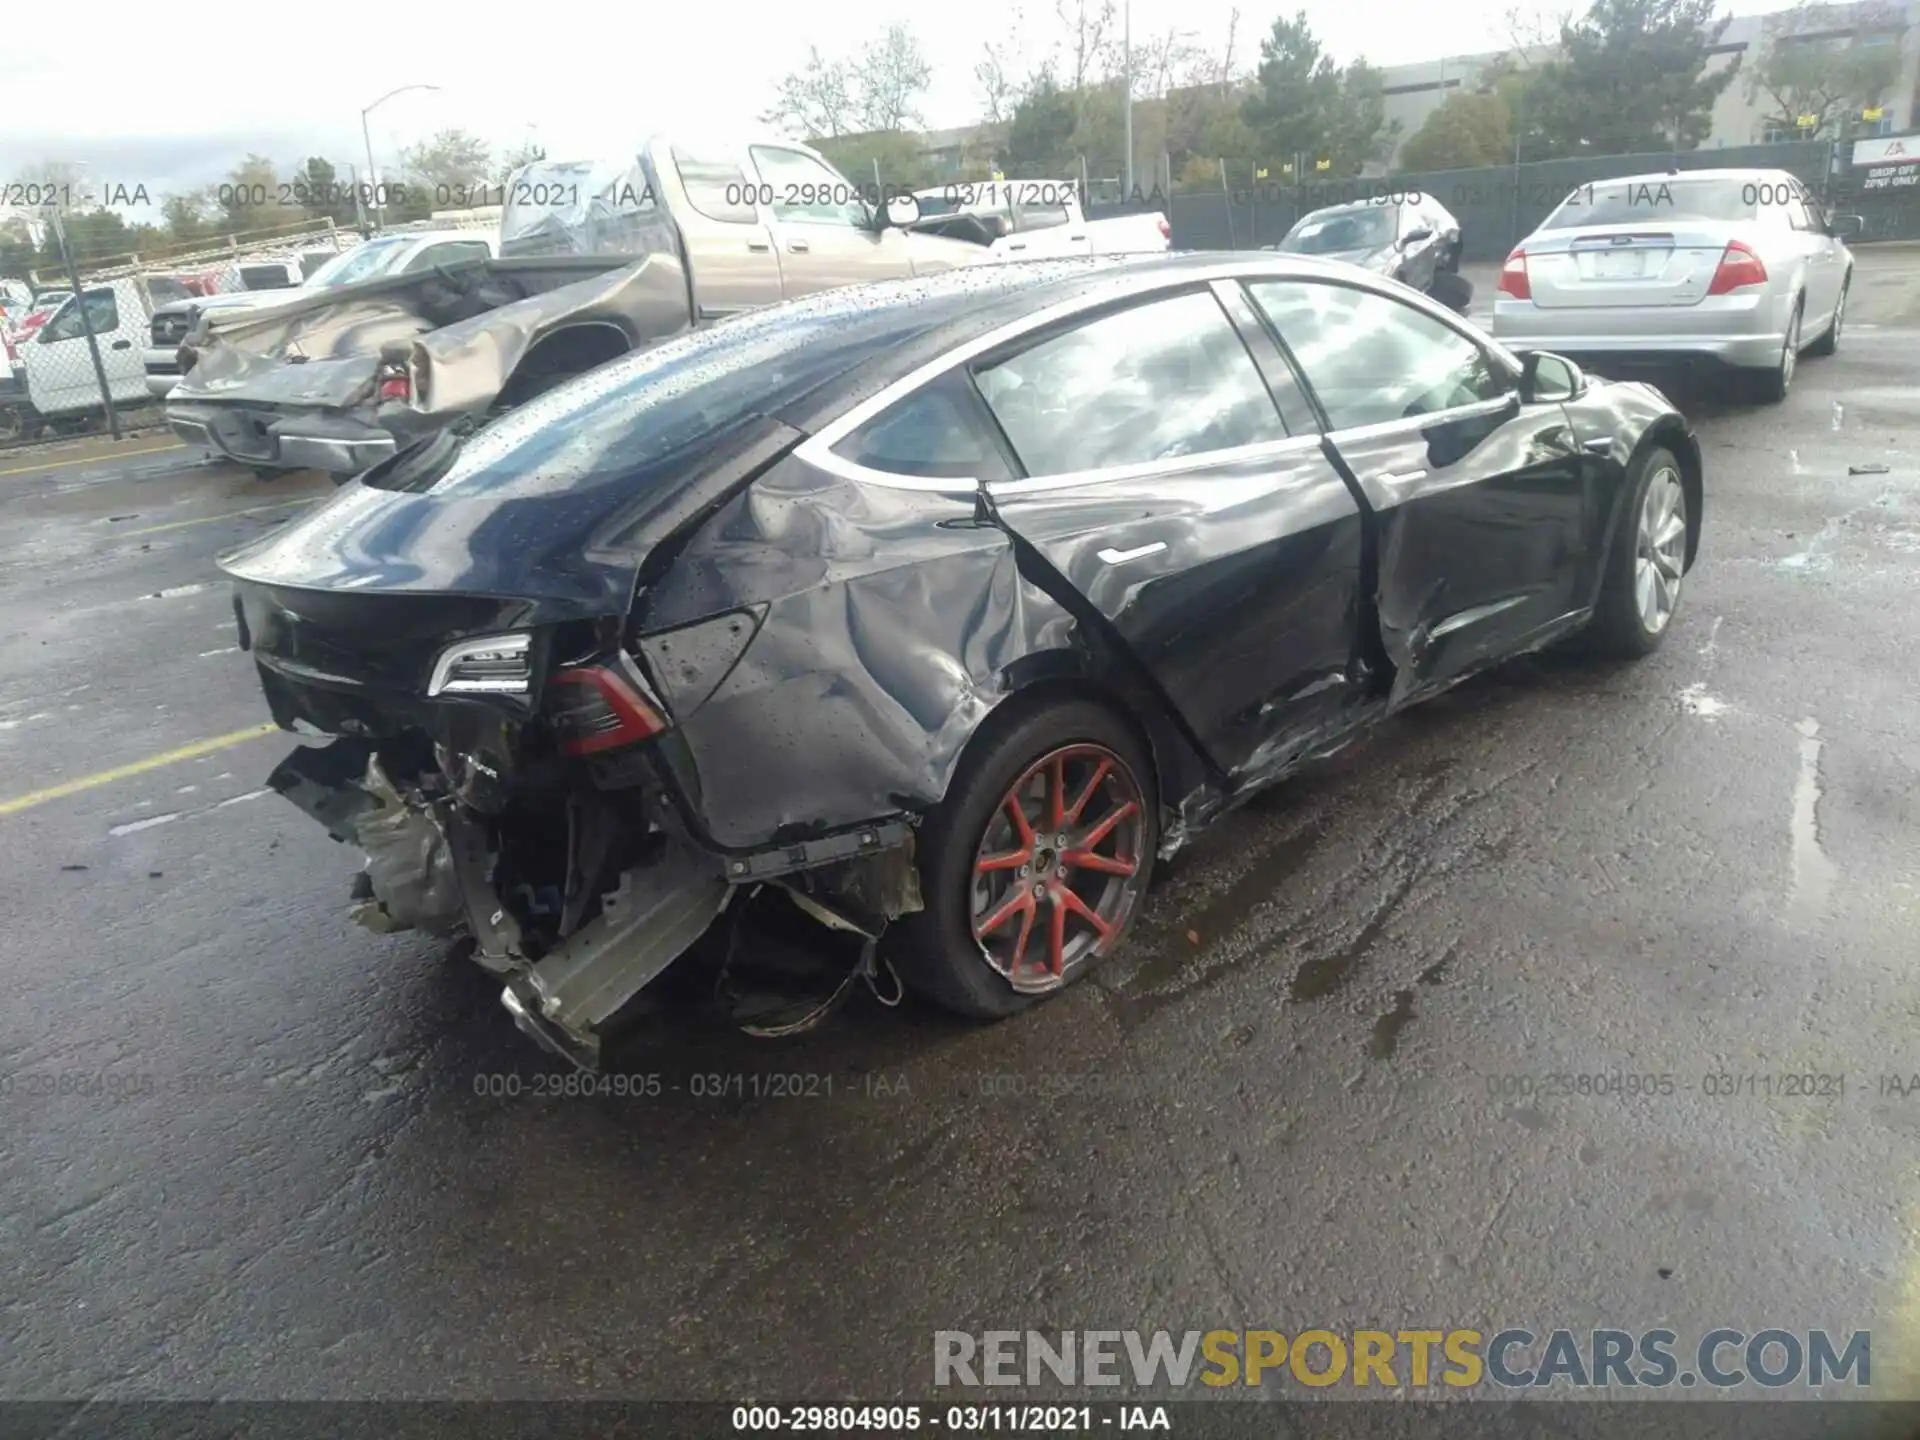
[166, 136, 989, 482]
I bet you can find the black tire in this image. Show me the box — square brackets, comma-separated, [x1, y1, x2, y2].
[1584, 445, 1690, 659]
[889, 697, 1158, 1019]
[1428, 269, 1473, 316]
[1806, 275, 1848, 358]
[1748, 295, 1802, 404]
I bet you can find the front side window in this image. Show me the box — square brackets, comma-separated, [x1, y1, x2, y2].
[748, 146, 867, 228]
[1247, 280, 1508, 431]
[830, 369, 1012, 481]
[41, 289, 118, 342]
[972, 289, 1288, 478]
[408, 241, 493, 271]
[673, 149, 760, 225]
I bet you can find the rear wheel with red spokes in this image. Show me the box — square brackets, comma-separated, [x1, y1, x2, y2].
[891, 698, 1159, 1019]
[970, 743, 1147, 993]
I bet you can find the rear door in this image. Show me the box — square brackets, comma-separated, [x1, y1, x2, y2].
[666, 145, 784, 319]
[1243, 276, 1593, 701]
[746, 144, 917, 295]
[966, 283, 1371, 779]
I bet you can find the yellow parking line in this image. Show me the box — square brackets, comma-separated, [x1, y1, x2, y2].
[0, 440, 186, 478]
[0, 723, 280, 819]
[119, 497, 318, 537]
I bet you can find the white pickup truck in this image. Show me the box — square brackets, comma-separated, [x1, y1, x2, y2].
[909, 179, 1170, 260]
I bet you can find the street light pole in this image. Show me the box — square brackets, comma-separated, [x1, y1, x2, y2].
[1123, 0, 1134, 200]
[360, 83, 441, 232]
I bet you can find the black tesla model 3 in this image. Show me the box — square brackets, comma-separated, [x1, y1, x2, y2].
[220, 252, 1703, 1068]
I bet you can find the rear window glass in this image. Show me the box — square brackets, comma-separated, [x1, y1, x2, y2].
[411, 303, 929, 499]
[1540, 178, 1760, 229]
[146, 277, 191, 305]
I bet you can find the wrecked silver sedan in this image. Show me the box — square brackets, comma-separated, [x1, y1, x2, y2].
[219, 252, 1702, 1068]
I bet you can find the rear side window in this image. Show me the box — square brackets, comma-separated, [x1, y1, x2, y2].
[830, 370, 1012, 481]
[673, 149, 760, 225]
[972, 290, 1288, 478]
[1540, 177, 1758, 229]
[1247, 280, 1508, 431]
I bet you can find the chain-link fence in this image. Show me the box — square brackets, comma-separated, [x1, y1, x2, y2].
[1088, 136, 1920, 258]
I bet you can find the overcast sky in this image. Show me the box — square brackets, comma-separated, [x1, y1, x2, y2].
[3, 0, 1790, 212]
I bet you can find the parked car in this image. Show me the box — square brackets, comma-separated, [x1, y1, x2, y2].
[909, 180, 1171, 259]
[13, 275, 194, 428]
[1271, 195, 1463, 302]
[1490, 168, 1862, 402]
[169, 137, 990, 483]
[147, 230, 500, 400]
[220, 251, 1703, 1068]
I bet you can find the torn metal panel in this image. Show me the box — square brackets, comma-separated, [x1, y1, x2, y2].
[510, 842, 731, 1064]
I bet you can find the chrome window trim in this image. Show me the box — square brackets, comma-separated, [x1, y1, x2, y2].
[1322, 395, 1520, 446]
[794, 255, 1507, 492]
[427, 632, 534, 697]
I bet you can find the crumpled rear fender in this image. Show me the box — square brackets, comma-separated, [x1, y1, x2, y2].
[632, 455, 1211, 853]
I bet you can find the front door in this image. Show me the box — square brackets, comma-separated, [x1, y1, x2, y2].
[28, 286, 145, 414]
[1243, 276, 1591, 704]
[746, 145, 917, 296]
[966, 286, 1371, 779]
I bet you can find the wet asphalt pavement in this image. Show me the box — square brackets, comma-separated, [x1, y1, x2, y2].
[3, 254, 1919, 1406]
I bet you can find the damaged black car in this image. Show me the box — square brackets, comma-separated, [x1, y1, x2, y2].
[219, 252, 1703, 1069]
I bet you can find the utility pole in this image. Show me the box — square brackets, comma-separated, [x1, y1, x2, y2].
[1123, 0, 1134, 199]
[52, 210, 120, 441]
[360, 84, 441, 231]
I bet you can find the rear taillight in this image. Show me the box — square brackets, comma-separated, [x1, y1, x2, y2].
[1707, 239, 1768, 295]
[547, 661, 668, 756]
[376, 365, 411, 402]
[1157, 216, 1171, 241]
[1498, 249, 1530, 301]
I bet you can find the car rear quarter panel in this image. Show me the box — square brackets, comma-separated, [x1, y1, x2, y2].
[632, 455, 1206, 851]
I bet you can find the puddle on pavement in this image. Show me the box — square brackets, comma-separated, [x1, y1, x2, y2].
[1367, 945, 1457, 1060]
[1786, 717, 1837, 927]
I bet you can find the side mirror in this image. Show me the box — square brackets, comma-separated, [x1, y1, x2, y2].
[1520, 350, 1584, 403]
[1826, 213, 1865, 239]
[1401, 225, 1434, 248]
[883, 195, 921, 230]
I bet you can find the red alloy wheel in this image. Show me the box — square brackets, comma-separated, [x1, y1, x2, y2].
[968, 742, 1148, 993]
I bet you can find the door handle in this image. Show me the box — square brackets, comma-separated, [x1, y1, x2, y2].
[110, 339, 132, 349]
[1098, 542, 1167, 564]
[788, 240, 810, 254]
[1374, 469, 1427, 485]
[1007, 242, 1026, 251]
[1068, 234, 1086, 241]
[747, 241, 771, 253]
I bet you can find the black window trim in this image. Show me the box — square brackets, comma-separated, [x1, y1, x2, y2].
[1234, 273, 1524, 440]
[965, 282, 1307, 494]
[793, 261, 1531, 494]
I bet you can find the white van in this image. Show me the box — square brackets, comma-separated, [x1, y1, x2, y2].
[20, 275, 192, 419]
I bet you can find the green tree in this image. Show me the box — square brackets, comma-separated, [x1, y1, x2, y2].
[1530, 0, 1741, 156]
[218, 155, 283, 236]
[1398, 91, 1516, 170]
[815, 129, 937, 193]
[762, 46, 856, 137]
[1745, 0, 1907, 139]
[763, 26, 933, 140]
[291, 156, 347, 223]
[1005, 69, 1081, 174]
[1239, 13, 1389, 176]
[495, 139, 548, 183]
[399, 128, 493, 202]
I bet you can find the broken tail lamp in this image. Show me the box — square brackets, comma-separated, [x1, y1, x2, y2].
[545, 657, 669, 757]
